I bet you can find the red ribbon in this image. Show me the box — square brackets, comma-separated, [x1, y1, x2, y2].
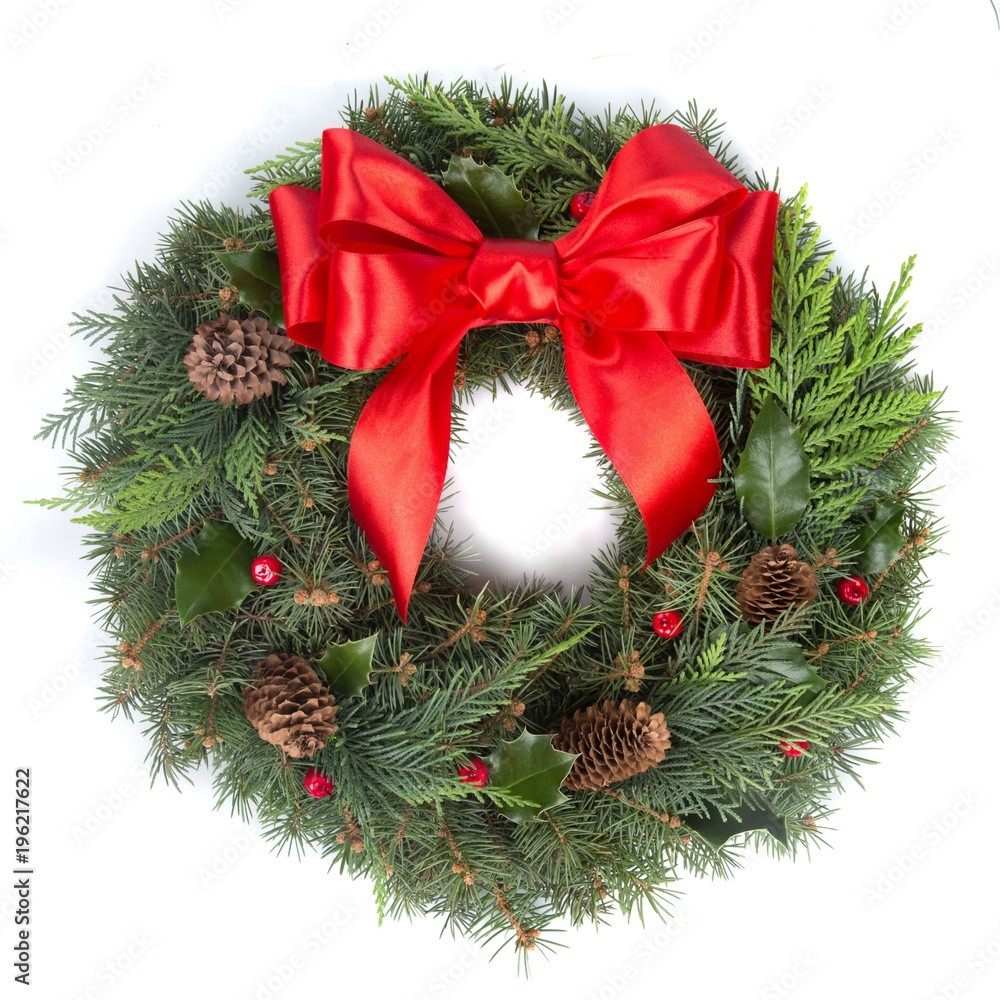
[270, 124, 778, 621]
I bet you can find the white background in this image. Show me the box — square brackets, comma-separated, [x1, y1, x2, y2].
[3, 1, 999, 998]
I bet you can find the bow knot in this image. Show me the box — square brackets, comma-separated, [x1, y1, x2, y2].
[270, 124, 779, 620]
[466, 238, 560, 324]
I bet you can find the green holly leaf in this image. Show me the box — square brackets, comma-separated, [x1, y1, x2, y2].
[749, 641, 826, 698]
[484, 730, 577, 824]
[854, 502, 906, 575]
[441, 156, 540, 239]
[215, 246, 284, 327]
[685, 805, 789, 852]
[174, 522, 256, 627]
[734, 397, 810, 538]
[316, 634, 378, 698]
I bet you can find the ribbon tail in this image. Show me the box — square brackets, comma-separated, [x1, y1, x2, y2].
[562, 319, 721, 566]
[347, 328, 467, 622]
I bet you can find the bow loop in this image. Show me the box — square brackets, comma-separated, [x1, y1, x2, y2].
[466, 238, 561, 325]
[557, 124, 748, 264]
[318, 127, 481, 254]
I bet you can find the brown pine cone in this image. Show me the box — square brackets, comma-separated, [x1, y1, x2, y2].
[184, 312, 295, 405]
[553, 699, 671, 792]
[243, 653, 338, 759]
[735, 544, 818, 626]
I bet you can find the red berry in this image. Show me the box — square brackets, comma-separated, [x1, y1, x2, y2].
[457, 758, 489, 788]
[569, 190, 596, 221]
[651, 610, 684, 639]
[836, 575, 869, 606]
[303, 767, 334, 798]
[780, 740, 809, 758]
[251, 554, 283, 586]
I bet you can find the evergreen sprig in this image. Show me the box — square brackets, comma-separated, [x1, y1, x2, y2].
[40, 76, 946, 966]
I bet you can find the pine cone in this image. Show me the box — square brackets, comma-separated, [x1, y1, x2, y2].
[735, 544, 818, 626]
[184, 313, 295, 405]
[553, 699, 671, 792]
[243, 653, 338, 759]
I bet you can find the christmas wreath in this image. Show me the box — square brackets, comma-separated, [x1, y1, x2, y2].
[41, 77, 946, 963]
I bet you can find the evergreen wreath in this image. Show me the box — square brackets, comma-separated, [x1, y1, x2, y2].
[40, 76, 947, 965]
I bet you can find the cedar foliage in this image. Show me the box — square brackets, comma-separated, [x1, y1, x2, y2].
[38, 76, 947, 966]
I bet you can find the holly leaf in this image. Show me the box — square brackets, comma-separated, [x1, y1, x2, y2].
[316, 634, 377, 698]
[174, 522, 255, 627]
[441, 156, 539, 239]
[734, 397, 810, 538]
[484, 730, 577, 824]
[854, 502, 906, 575]
[685, 805, 789, 852]
[215, 246, 284, 327]
[749, 641, 826, 699]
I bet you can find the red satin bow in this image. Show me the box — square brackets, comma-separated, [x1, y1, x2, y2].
[270, 124, 778, 621]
